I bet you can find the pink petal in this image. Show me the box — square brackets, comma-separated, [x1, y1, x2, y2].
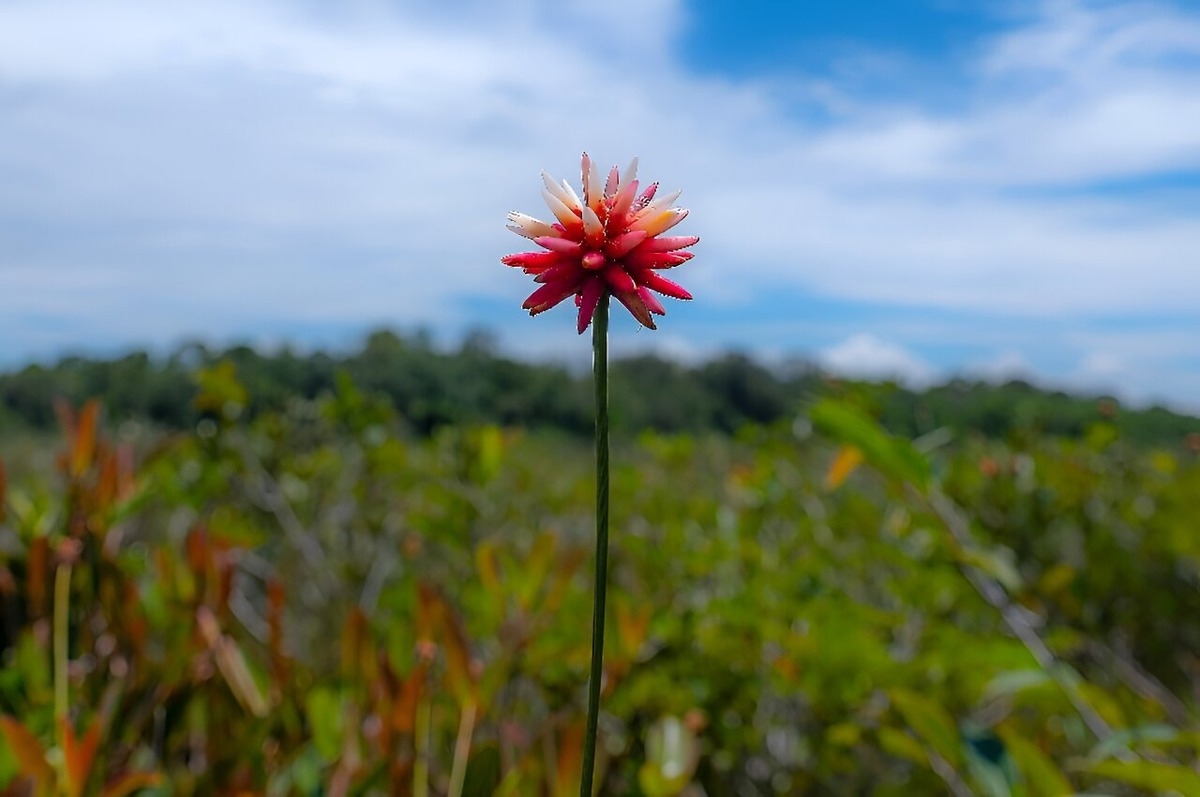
[637, 286, 666, 315]
[608, 179, 640, 227]
[534, 261, 586, 284]
[542, 171, 578, 210]
[631, 269, 693, 301]
[542, 189, 584, 231]
[631, 182, 658, 213]
[501, 251, 567, 269]
[604, 229, 648, 258]
[602, 264, 637, 294]
[576, 276, 605, 334]
[523, 277, 584, 315]
[534, 235, 584, 254]
[604, 165, 620, 200]
[630, 208, 688, 238]
[581, 206, 605, 246]
[581, 153, 604, 214]
[618, 157, 639, 192]
[613, 290, 656, 330]
[506, 211, 558, 240]
[638, 235, 699, 253]
[624, 250, 691, 269]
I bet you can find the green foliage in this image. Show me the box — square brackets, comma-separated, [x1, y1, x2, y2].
[0, 369, 1197, 794]
[4, 329, 1198, 447]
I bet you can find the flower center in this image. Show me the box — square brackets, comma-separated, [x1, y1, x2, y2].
[581, 251, 607, 270]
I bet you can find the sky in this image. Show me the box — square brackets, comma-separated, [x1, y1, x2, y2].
[1, 0, 1199, 410]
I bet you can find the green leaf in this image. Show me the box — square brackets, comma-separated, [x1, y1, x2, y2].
[809, 400, 930, 489]
[983, 669, 1053, 702]
[1082, 759, 1200, 794]
[997, 727, 1073, 797]
[889, 689, 961, 768]
[878, 727, 929, 765]
[461, 746, 502, 797]
[305, 687, 345, 763]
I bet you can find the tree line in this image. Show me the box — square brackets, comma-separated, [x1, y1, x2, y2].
[1, 328, 1197, 445]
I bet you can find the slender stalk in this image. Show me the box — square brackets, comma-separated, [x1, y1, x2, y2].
[580, 295, 610, 797]
[413, 696, 431, 797]
[447, 701, 477, 797]
[54, 562, 71, 720]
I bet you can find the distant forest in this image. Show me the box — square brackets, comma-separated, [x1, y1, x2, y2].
[2, 328, 1197, 445]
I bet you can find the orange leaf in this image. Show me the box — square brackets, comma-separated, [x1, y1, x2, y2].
[99, 771, 163, 797]
[340, 607, 373, 683]
[0, 715, 54, 784]
[61, 716, 101, 797]
[554, 722, 584, 797]
[392, 664, 426, 734]
[616, 599, 651, 659]
[28, 537, 50, 617]
[70, 400, 101, 477]
[824, 445, 864, 490]
[267, 579, 288, 682]
[439, 601, 477, 706]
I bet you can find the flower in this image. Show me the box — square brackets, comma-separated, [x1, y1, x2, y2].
[503, 153, 697, 333]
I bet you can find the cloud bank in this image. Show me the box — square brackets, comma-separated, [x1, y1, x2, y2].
[0, 0, 1197, 409]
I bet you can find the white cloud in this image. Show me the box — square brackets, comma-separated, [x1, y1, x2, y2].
[0, 0, 1197, 406]
[968, 350, 1037, 383]
[818, 334, 937, 385]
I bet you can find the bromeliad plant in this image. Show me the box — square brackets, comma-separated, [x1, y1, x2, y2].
[503, 153, 698, 794]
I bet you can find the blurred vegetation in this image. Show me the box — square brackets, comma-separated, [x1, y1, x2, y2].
[2, 328, 1197, 444]
[1, 349, 1199, 795]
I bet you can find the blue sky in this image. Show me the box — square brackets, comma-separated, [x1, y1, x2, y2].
[1, 0, 1199, 411]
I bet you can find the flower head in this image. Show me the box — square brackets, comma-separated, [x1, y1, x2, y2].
[503, 153, 697, 333]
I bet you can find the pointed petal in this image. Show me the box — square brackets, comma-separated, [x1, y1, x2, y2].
[542, 189, 584, 231]
[631, 269, 693, 301]
[501, 250, 567, 269]
[629, 189, 683, 224]
[624, 249, 691, 269]
[637, 235, 699, 253]
[576, 276, 605, 334]
[561, 179, 583, 212]
[604, 229, 648, 258]
[583, 156, 604, 213]
[619, 157, 639, 192]
[630, 208, 688, 238]
[523, 278, 583, 315]
[506, 212, 558, 240]
[637, 286, 666, 315]
[614, 290, 657, 330]
[534, 235, 584, 254]
[604, 165, 620, 200]
[581, 205, 605, 246]
[609, 179, 640, 226]
[631, 182, 658, 213]
[580, 152, 594, 207]
[534, 261, 586, 284]
[602, 264, 636, 294]
[541, 171, 577, 210]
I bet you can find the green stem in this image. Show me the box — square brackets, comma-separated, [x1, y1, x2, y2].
[580, 295, 610, 797]
[54, 562, 71, 721]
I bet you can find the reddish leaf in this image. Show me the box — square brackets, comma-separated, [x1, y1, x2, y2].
[99, 772, 163, 797]
[60, 716, 101, 797]
[27, 537, 49, 618]
[393, 665, 426, 735]
[554, 722, 585, 797]
[0, 715, 53, 784]
[70, 400, 101, 477]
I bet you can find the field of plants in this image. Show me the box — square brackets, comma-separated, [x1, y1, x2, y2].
[1, 359, 1199, 795]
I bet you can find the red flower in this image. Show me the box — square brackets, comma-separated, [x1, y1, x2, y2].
[503, 153, 697, 333]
